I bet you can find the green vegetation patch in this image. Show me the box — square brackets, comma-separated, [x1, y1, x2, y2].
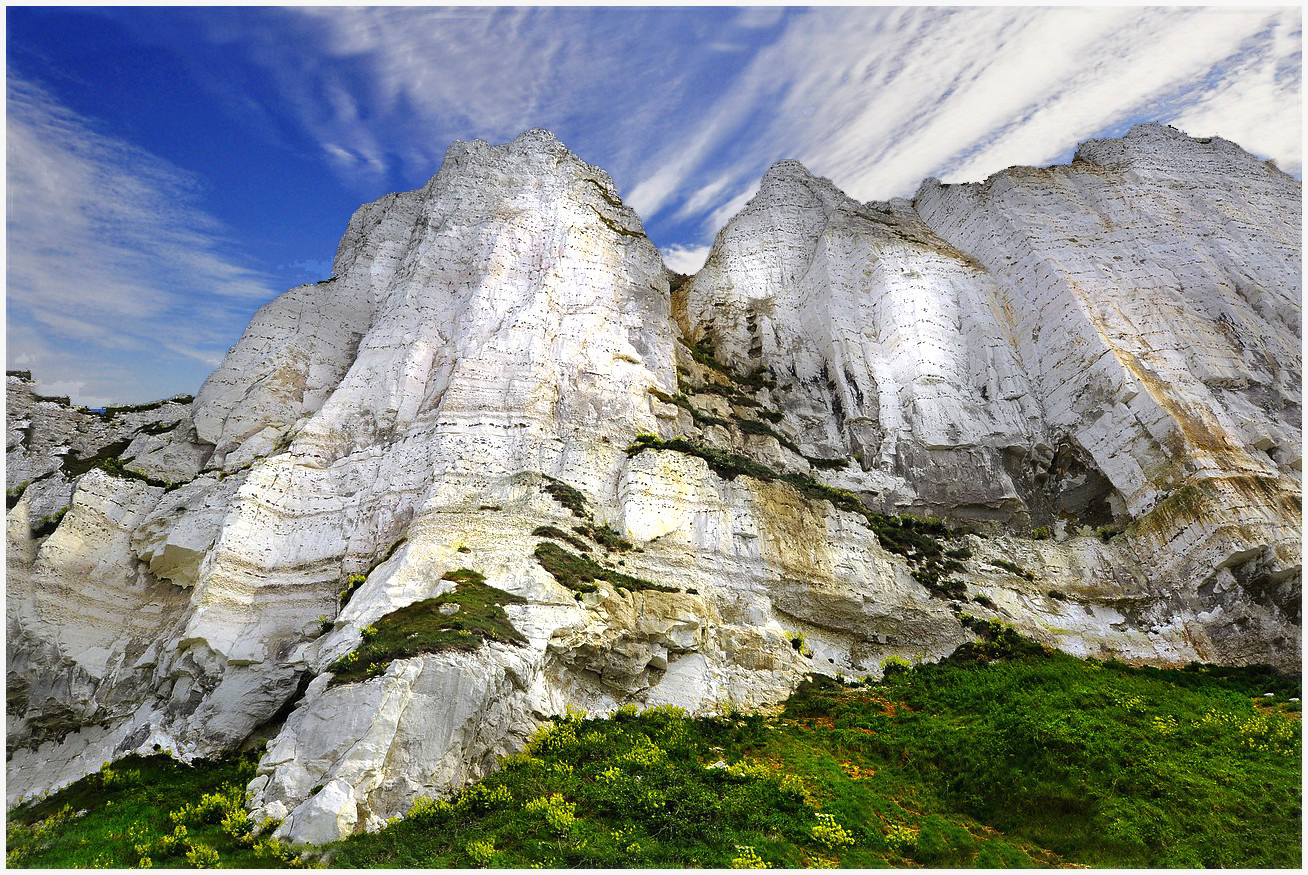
[5, 753, 311, 869]
[993, 558, 1037, 581]
[542, 477, 589, 518]
[533, 542, 676, 595]
[582, 177, 625, 209]
[330, 704, 889, 869]
[7, 480, 31, 510]
[327, 571, 526, 686]
[784, 630, 1301, 868]
[99, 456, 182, 491]
[579, 522, 634, 553]
[650, 387, 807, 453]
[325, 538, 410, 628]
[533, 525, 592, 552]
[30, 506, 68, 539]
[535, 522, 633, 554]
[139, 420, 181, 436]
[589, 206, 645, 239]
[689, 338, 776, 391]
[11, 632, 1299, 869]
[690, 381, 763, 408]
[737, 418, 803, 456]
[648, 386, 731, 430]
[60, 439, 133, 479]
[337, 573, 369, 609]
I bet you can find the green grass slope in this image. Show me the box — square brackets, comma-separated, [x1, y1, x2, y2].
[8, 625, 1300, 869]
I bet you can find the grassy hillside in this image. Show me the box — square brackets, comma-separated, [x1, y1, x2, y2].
[8, 624, 1300, 868]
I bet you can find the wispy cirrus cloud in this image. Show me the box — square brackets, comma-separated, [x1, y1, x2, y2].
[189, 6, 1297, 257]
[178, 6, 736, 194]
[675, 5, 1299, 230]
[1167, 12, 1302, 173]
[53, 5, 1304, 279]
[6, 75, 276, 406]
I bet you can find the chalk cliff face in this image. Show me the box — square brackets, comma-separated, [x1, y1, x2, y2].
[6, 125, 1300, 843]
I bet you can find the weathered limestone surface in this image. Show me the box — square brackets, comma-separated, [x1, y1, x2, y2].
[6, 125, 1300, 844]
[683, 122, 1300, 663]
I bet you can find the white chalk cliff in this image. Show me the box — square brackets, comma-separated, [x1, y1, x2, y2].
[6, 125, 1301, 843]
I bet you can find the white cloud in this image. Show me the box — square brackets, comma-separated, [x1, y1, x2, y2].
[661, 244, 711, 275]
[634, 6, 1300, 244]
[675, 174, 733, 220]
[940, 9, 1295, 186]
[705, 182, 761, 237]
[232, 7, 704, 191]
[705, 6, 1301, 206]
[1168, 13, 1302, 174]
[6, 75, 276, 406]
[628, 166, 688, 221]
[95, 6, 1301, 281]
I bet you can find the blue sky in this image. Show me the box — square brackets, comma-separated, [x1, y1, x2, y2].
[6, 5, 1301, 406]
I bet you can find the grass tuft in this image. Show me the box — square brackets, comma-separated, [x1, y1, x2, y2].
[533, 525, 592, 552]
[7, 480, 31, 510]
[327, 573, 525, 686]
[542, 477, 588, 518]
[30, 506, 68, 539]
[98, 456, 181, 491]
[993, 558, 1037, 581]
[60, 439, 133, 479]
[533, 542, 677, 595]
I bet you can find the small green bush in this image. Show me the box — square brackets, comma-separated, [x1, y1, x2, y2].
[99, 456, 178, 490]
[587, 523, 634, 553]
[60, 439, 133, 478]
[139, 420, 181, 436]
[994, 558, 1037, 581]
[338, 573, 368, 608]
[738, 418, 802, 455]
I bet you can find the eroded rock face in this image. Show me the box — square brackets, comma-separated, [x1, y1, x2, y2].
[6, 125, 1300, 843]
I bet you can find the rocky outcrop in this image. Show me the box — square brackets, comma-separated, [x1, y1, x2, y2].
[684, 126, 1299, 524]
[6, 125, 1300, 843]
